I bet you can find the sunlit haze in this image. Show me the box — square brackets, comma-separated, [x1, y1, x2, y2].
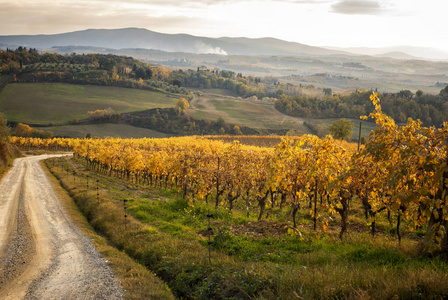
[0, 0, 447, 52]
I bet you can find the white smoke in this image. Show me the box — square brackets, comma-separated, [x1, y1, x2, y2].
[195, 41, 228, 55]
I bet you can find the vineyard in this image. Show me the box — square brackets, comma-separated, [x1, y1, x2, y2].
[12, 93, 448, 252]
[9, 93, 448, 298]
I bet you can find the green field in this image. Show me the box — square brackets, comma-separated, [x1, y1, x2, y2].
[0, 82, 376, 139]
[46, 123, 172, 139]
[0, 83, 178, 124]
[188, 91, 376, 138]
[189, 93, 310, 133]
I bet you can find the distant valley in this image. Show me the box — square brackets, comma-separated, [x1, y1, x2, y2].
[1, 28, 447, 94]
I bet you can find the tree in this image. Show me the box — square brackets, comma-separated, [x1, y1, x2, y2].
[13, 122, 53, 138]
[0, 112, 10, 166]
[233, 125, 242, 135]
[13, 123, 34, 137]
[216, 117, 225, 127]
[176, 98, 190, 114]
[0, 112, 9, 143]
[328, 119, 354, 140]
[135, 67, 146, 79]
[145, 68, 153, 80]
[152, 67, 170, 80]
[323, 88, 332, 95]
[440, 85, 448, 100]
[398, 90, 413, 100]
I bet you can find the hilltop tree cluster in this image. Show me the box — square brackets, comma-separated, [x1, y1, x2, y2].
[169, 68, 281, 99]
[0, 47, 192, 95]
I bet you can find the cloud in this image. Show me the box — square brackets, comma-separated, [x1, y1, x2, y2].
[331, 0, 390, 15]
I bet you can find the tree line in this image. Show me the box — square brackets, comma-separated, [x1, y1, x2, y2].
[1, 47, 149, 74]
[275, 89, 448, 127]
[169, 68, 282, 99]
[122, 107, 269, 136]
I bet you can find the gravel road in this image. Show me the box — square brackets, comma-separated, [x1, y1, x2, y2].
[0, 155, 123, 299]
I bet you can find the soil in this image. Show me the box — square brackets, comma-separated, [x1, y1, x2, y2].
[229, 220, 288, 238]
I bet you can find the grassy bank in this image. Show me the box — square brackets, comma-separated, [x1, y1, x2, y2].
[45, 155, 448, 299]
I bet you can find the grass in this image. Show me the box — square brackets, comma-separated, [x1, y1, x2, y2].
[43, 154, 448, 300]
[210, 99, 285, 129]
[188, 90, 379, 139]
[46, 123, 172, 139]
[0, 83, 178, 124]
[0, 80, 375, 140]
[188, 93, 309, 133]
[42, 156, 175, 299]
[0, 75, 11, 88]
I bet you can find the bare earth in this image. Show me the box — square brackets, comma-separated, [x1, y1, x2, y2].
[0, 155, 122, 300]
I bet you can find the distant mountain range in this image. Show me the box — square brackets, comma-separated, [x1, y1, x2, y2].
[1, 27, 446, 60]
[325, 46, 448, 61]
[0, 28, 350, 57]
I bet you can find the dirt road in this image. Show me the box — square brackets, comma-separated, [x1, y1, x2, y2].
[0, 155, 122, 299]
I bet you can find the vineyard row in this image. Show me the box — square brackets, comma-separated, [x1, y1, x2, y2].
[11, 94, 448, 253]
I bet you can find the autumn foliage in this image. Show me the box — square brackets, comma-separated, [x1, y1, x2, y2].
[11, 93, 448, 254]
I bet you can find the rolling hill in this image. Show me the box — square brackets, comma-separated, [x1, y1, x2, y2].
[0, 28, 355, 57]
[2, 28, 447, 60]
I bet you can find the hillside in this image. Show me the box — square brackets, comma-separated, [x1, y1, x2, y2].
[2, 28, 447, 61]
[1, 49, 446, 140]
[2, 29, 448, 94]
[0, 28, 351, 57]
[327, 45, 448, 61]
[0, 83, 178, 124]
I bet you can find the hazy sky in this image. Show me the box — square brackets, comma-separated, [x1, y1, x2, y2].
[0, 0, 446, 51]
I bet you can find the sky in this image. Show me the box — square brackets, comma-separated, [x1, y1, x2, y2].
[0, 0, 447, 52]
